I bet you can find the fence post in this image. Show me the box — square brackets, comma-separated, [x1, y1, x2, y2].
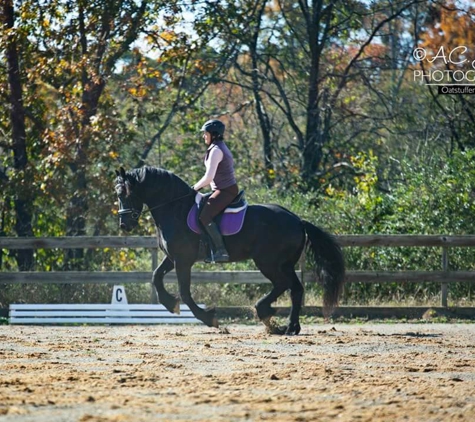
[150, 248, 159, 304]
[441, 247, 448, 307]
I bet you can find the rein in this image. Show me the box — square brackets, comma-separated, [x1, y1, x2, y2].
[118, 187, 195, 220]
[144, 191, 195, 214]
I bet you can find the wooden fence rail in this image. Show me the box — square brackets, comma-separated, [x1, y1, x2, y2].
[3, 235, 475, 249]
[1, 235, 475, 307]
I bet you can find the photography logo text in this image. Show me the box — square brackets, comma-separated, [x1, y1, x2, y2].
[413, 46, 475, 95]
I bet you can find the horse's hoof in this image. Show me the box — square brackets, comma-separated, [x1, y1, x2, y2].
[285, 323, 301, 336]
[160, 295, 180, 314]
[203, 316, 219, 328]
[202, 308, 218, 328]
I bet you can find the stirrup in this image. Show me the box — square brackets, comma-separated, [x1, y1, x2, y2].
[205, 249, 229, 263]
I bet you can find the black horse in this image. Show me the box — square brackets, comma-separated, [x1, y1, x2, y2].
[115, 166, 345, 335]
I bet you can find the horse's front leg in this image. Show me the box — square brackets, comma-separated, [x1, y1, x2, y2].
[153, 256, 180, 314]
[176, 261, 219, 328]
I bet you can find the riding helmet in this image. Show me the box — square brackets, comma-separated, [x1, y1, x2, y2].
[200, 119, 225, 135]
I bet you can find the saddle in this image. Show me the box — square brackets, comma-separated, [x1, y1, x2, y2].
[187, 191, 248, 236]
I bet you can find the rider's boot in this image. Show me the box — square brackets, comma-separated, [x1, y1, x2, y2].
[203, 221, 229, 263]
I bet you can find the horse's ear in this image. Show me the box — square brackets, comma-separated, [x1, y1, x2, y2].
[119, 167, 126, 178]
[115, 170, 120, 177]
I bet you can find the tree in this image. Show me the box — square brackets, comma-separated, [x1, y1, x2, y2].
[120, 8, 239, 169]
[214, 0, 425, 189]
[0, 0, 34, 270]
[11, 0, 173, 268]
[418, 0, 475, 152]
[228, 1, 275, 187]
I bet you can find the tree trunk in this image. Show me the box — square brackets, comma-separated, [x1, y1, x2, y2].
[3, 0, 35, 270]
[302, 1, 323, 185]
[62, 0, 148, 269]
[65, 80, 105, 270]
[301, 0, 334, 188]
[249, 4, 274, 187]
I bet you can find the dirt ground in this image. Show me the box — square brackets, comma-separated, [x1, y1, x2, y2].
[0, 322, 475, 422]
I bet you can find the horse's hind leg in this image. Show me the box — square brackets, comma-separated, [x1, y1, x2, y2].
[284, 263, 304, 335]
[153, 256, 180, 314]
[254, 264, 291, 334]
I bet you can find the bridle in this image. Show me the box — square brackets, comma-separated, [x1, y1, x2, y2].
[118, 207, 141, 221]
[116, 183, 194, 222]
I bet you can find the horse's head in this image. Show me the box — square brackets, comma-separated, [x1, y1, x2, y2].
[115, 167, 144, 232]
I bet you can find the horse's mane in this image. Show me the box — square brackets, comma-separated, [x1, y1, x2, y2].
[126, 166, 191, 196]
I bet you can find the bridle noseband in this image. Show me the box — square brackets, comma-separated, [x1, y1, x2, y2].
[118, 208, 141, 220]
[116, 183, 142, 221]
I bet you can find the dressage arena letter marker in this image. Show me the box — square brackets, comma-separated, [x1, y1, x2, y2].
[112, 285, 128, 305]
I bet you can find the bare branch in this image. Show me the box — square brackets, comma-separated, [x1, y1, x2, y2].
[333, 0, 424, 104]
[277, 0, 310, 58]
[263, 60, 304, 146]
[217, 101, 254, 118]
[135, 39, 238, 167]
[105, 1, 148, 75]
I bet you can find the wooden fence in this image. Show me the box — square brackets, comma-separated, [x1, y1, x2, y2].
[1, 235, 475, 307]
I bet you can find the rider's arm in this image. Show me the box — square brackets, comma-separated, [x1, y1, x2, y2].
[193, 147, 224, 191]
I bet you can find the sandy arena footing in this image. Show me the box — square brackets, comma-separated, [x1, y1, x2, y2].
[1, 323, 474, 421]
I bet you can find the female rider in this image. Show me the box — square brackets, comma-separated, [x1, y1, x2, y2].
[193, 119, 239, 262]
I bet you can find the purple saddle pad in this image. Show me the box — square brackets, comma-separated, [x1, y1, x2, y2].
[187, 204, 247, 236]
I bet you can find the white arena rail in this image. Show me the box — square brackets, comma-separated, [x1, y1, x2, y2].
[9, 303, 201, 325]
[9, 285, 201, 325]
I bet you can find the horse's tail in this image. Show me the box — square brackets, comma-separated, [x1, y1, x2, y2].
[303, 221, 345, 318]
